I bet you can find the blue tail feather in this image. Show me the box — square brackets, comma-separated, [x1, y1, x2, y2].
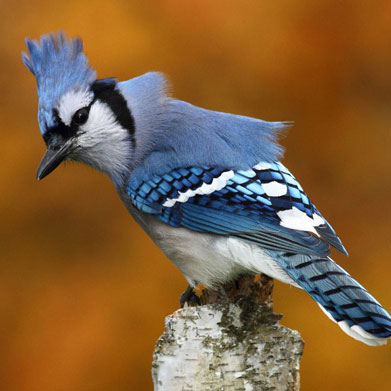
[269, 251, 391, 345]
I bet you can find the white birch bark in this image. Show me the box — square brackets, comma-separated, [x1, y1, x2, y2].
[152, 276, 304, 391]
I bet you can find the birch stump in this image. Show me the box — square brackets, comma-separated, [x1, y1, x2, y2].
[152, 275, 304, 391]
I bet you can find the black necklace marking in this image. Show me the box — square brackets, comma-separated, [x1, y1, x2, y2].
[91, 78, 136, 145]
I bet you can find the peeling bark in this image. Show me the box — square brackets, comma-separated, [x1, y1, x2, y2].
[152, 275, 304, 391]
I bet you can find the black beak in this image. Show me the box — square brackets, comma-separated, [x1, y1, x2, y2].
[36, 143, 71, 181]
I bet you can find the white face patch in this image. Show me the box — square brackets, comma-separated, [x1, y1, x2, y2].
[262, 181, 287, 197]
[163, 170, 235, 207]
[57, 89, 94, 126]
[277, 206, 324, 235]
[69, 100, 132, 185]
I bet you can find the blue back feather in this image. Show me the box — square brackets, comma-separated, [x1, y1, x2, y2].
[148, 100, 287, 172]
[117, 74, 289, 182]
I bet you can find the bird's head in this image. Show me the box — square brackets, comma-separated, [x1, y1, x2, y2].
[22, 32, 135, 185]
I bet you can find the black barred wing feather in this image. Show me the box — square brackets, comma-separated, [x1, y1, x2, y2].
[127, 162, 391, 345]
[127, 162, 347, 257]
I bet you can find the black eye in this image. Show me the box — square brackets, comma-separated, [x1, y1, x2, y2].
[72, 107, 89, 126]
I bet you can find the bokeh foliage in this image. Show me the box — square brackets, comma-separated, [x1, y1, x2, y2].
[1, 1, 390, 390]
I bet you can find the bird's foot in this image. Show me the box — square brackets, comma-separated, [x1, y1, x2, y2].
[180, 285, 201, 308]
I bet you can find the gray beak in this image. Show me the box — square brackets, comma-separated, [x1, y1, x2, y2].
[36, 143, 71, 181]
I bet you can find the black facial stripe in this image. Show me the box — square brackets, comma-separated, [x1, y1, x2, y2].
[91, 79, 136, 145]
[44, 109, 75, 147]
[45, 105, 92, 146]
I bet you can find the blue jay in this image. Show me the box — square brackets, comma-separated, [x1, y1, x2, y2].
[23, 32, 391, 346]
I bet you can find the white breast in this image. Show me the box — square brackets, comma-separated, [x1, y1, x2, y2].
[125, 201, 299, 289]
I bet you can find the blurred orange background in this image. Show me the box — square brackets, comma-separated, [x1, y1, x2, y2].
[1, 0, 391, 390]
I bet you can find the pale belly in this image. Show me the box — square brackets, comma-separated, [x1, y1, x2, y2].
[122, 197, 298, 289]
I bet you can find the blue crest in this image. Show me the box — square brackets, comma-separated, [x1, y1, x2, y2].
[22, 31, 97, 134]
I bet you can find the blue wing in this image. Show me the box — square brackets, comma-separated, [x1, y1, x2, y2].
[126, 162, 347, 258]
[126, 162, 391, 344]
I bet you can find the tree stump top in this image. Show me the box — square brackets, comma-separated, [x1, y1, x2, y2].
[153, 275, 304, 391]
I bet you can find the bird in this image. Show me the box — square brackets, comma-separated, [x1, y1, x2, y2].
[22, 31, 391, 346]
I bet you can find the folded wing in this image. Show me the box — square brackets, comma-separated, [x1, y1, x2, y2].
[127, 161, 347, 258]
